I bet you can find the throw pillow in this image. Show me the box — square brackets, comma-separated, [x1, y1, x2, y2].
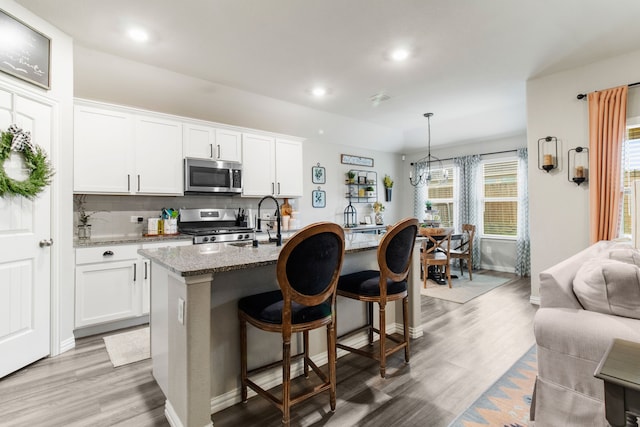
[605, 248, 640, 267]
[573, 258, 640, 320]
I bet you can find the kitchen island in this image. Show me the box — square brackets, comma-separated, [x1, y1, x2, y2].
[139, 231, 424, 427]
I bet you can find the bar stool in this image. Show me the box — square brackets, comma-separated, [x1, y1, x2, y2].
[336, 217, 418, 378]
[238, 222, 345, 426]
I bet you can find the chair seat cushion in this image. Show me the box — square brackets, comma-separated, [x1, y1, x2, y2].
[238, 290, 332, 325]
[337, 270, 407, 297]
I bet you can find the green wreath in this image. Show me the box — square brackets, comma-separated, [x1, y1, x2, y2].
[0, 127, 53, 199]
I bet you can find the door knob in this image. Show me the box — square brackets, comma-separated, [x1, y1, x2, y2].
[39, 239, 54, 247]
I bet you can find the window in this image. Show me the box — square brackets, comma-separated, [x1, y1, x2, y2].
[425, 166, 455, 227]
[481, 159, 518, 237]
[621, 125, 640, 237]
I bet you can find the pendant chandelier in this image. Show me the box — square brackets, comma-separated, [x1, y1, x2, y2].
[409, 112, 448, 187]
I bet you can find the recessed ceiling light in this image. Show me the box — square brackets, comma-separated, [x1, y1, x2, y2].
[128, 28, 149, 43]
[391, 48, 410, 61]
[312, 87, 327, 97]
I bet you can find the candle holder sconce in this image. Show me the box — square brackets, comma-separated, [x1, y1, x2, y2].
[567, 146, 589, 185]
[538, 136, 558, 172]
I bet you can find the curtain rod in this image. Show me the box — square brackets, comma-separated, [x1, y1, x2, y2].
[576, 81, 640, 100]
[411, 149, 518, 165]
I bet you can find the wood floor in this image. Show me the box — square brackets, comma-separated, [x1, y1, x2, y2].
[0, 271, 537, 427]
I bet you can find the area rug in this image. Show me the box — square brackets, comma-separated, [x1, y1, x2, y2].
[420, 272, 512, 303]
[449, 345, 537, 427]
[103, 327, 150, 367]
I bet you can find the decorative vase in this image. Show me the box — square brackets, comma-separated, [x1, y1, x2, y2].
[385, 188, 392, 202]
[375, 213, 384, 225]
[78, 224, 91, 240]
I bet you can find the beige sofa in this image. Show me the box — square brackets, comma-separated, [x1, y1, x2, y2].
[532, 240, 640, 426]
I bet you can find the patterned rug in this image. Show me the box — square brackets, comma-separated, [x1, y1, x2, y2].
[103, 327, 150, 367]
[449, 345, 537, 427]
[421, 272, 513, 304]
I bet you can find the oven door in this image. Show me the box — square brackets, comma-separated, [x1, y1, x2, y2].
[184, 158, 242, 194]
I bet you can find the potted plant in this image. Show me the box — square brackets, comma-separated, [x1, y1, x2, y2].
[365, 186, 375, 197]
[74, 195, 103, 240]
[346, 171, 356, 184]
[383, 175, 393, 201]
[373, 201, 385, 225]
[425, 200, 432, 210]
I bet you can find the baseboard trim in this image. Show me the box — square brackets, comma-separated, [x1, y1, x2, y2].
[529, 295, 540, 305]
[73, 316, 149, 338]
[480, 264, 516, 274]
[58, 336, 75, 354]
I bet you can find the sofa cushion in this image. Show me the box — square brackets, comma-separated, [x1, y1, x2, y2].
[605, 247, 640, 266]
[572, 258, 640, 320]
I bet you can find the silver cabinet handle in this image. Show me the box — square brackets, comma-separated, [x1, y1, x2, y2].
[137, 175, 141, 192]
[271, 182, 275, 195]
[127, 174, 131, 192]
[144, 261, 148, 280]
[210, 144, 213, 158]
[277, 182, 281, 195]
[39, 239, 54, 247]
[133, 263, 137, 282]
[217, 144, 221, 159]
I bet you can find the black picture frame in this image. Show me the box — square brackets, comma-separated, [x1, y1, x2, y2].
[341, 154, 374, 167]
[312, 165, 326, 184]
[0, 9, 51, 89]
[312, 189, 326, 208]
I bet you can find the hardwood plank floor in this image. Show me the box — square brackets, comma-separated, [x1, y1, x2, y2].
[0, 271, 536, 427]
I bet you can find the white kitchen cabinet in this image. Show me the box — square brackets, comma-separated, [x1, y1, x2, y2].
[75, 245, 141, 328]
[183, 124, 241, 162]
[242, 134, 303, 198]
[74, 104, 135, 193]
[134, 116, 183, 195]
[74, 101, 183, 195]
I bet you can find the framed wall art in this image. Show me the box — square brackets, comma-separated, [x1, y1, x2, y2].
[312, 163, 326, 184]
[341, 154, 374, 167]
[0, 9, 51, 89]
[312, 188, 326, 208]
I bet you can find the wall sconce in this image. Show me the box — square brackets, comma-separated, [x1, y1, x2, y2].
[538, 136, 558, 172]
[567, 146, 589, 185]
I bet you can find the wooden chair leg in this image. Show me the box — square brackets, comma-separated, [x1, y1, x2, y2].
[282, 339, 291, 427]
[327, 322, 337, 411]
[459, 258, 464, 276]
[379, 303, 386, 378]
[367, 301, 374, 345]
[303, 330, 309, 378]
[422, 260, 428, 288]
[468, 257, 473, 280]
[239, 316, 248, 403]
[446, 263, 452, 288]
[403, 296, 410, 363]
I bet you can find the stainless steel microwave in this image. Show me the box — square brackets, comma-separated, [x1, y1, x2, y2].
[184, 158, 242, 194]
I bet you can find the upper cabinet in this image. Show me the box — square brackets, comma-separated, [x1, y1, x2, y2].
[183, 124, 241, 162]
[242, 134, 303, 198]
[74, 102, 183, 195]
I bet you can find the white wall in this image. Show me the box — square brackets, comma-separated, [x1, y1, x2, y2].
[0, 0, 74, 354]
[527, 48, 640, 299]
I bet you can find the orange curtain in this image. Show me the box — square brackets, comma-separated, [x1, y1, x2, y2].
[588, 85, 628, 243]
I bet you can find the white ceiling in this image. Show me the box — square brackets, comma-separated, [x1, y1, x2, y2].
[15, 0, 640, 152]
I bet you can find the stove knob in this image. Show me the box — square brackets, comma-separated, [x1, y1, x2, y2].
[202, 236, 209, 242]
[244, 234, 250, 239]
[236, 235, 243, 240]
[210, 236, 216, 242]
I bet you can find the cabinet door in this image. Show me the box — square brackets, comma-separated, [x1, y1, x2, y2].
[75, 260, 139, 327]
[74, 104, 134, 193]
[242, 133, 275, 196]
[215, 129, 242, 162]
[275, 139, 303, 197]
[135, 116, 183, 195]
[183, 123, 215, 159]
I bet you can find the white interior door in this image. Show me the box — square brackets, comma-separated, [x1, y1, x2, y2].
[0, 88, 53, 378]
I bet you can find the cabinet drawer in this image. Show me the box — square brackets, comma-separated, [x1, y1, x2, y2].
[76, 245, 139, 265]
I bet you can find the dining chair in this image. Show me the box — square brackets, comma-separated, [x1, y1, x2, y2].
[421, 229, 453, 288]
[450, 224, 476, 280]
[237, 222, 345, 426]
[335, 217, 419, 378]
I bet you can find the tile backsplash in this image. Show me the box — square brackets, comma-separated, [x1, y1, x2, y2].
[73, 194, 300, 238]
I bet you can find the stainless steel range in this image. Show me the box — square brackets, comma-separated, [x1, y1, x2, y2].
[178, 208, 254, 244]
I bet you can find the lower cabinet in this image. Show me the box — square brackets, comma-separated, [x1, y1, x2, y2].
[75, 240, 192, 329]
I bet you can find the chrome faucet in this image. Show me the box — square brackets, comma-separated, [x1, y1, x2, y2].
[257, 195, 282, 246]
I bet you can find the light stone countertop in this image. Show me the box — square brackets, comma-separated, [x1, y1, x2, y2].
[74, 234, 193, 248]
[138, 232, 386, 277]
